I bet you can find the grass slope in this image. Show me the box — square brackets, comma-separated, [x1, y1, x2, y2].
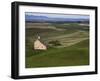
[26, 39, 89, 68]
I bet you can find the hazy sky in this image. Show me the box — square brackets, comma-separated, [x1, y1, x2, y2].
[25, 12, 89, 19]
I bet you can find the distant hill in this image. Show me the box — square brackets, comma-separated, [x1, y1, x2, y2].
[25, 15, 89, 24]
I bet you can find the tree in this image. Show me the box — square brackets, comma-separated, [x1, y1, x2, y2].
[48, 40, 61, 46]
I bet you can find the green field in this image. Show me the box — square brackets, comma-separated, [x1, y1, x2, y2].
[25, 23, 89, 68]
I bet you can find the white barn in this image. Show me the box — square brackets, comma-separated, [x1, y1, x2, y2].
[34, 36, 47, 50]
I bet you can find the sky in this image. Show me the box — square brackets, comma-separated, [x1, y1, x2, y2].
[25, 12, 89, 19]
